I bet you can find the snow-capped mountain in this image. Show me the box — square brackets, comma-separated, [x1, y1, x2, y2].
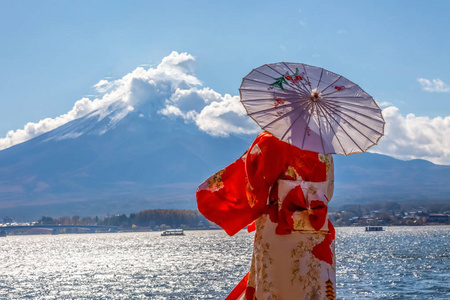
[0, 103, 254, 220]
[1, 52, 449, 221]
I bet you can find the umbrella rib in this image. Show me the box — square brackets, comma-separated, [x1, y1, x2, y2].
[325, 98, 383, 111]
[320, 101, 381, 143]
[315, 102, 347, 155]
[239, 87, 292, 96]
[324, 100, 385, 119]
[278, 102, 313, 143]
[246, 101, 308, 117]
[324, 100, 385, 125]
[252, 68, 306, 94]
[263, 101, 311, 135]
[320, 76, 343, 95]
[265, 64, 308, 95]
[316, 68, 324, 91]
[243, 77, 275, 86]
[281, 62, 313, 94]
[321, 84, 358, 97]
[241, 96, 307, 103]
[242, 77, 309, 97]
[324, 105, 384, 140]
[300, 107, 314, 150]
[253, 68, 278, 80]
[316, 101, 364, 153]
[314, 102, 326, 154]
[300, 64, 313, 94]
[325, 96, 371, 99]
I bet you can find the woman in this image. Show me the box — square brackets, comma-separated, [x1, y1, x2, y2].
[197, 131, 336, 300]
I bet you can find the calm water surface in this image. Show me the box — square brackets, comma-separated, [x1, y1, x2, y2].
[0, 226, 449, 299]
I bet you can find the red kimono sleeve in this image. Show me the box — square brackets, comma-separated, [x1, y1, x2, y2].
[196, 153, 260, 236]
[196, 132, 287, 236]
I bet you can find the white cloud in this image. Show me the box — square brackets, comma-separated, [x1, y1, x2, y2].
[417, 78, 450, 92]
[195, 94, 259, 137]
[370, 106, 450, 165]
[168, 87, 220, 112]
[0, 51, 259, 150]
[159, 105, 185, 118]
[378, 101, 393, 107]
[93, 79, 114, 93]
[0, 97, 104, 150]
[159, 87, 259, 136]
[94, 79, 109, 88]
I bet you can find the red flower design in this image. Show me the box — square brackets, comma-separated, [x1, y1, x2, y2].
[294, 75, 303, 82]
[334, 86, 345, 91]
[285, 75, 293, 81]
[274, 98, 285, 108]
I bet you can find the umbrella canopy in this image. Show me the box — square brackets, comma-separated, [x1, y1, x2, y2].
[239, 62, 385, 155]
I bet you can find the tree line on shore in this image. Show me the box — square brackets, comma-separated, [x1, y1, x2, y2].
[17, 200, 450, 230]
[36, 209, 211, 230]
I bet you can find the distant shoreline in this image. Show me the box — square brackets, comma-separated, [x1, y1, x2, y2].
[1, 223, 449, 238]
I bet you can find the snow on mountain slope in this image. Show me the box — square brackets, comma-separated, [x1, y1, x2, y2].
[0, 105, 253, 220]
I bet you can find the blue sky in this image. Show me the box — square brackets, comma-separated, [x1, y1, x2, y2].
[1, 1, 450, 163]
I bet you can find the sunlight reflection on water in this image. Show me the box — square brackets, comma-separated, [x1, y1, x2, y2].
[0, 226, 449, 299]
[1, 230, 252, 299]
[336, 226, 450, 299]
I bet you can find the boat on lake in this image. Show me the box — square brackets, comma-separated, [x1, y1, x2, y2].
[161, 229, 185, 236]
[365, 226, 383, 231]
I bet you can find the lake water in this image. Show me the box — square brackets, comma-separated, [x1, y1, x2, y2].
[0, 226, 448, 299]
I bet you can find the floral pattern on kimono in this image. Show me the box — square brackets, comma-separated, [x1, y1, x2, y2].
[197, 132, 336, 300]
